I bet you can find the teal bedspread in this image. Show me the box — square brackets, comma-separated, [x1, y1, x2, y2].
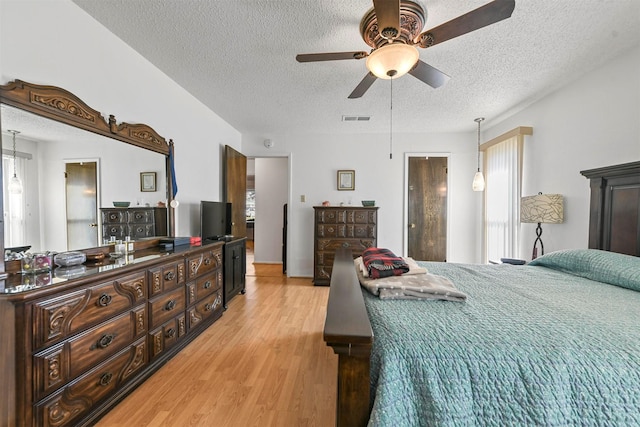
[364, 250, 640, 426]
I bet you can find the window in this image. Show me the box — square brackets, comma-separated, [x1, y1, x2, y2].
[481, 127, 532, 263]
[2, 153, 27, 247]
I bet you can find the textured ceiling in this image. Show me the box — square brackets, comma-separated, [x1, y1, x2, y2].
[71, 0, 640, 136]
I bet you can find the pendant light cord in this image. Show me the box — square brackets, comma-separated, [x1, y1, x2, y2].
[476, 119, 480, 171]
[12, 133, 18, 177]
[474, 117, 484, 171]
[9, 130, 20, 178]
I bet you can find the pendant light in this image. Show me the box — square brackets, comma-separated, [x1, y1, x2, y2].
[472, 118, 485, 192]
[7, 130, 23, 195]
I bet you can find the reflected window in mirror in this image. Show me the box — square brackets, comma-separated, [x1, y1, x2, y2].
[2, 145, 31, 249]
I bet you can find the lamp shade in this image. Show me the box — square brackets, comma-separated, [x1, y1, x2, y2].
[472, 171, 485, 191]
[366, 43, 419, 79]
[520, 194, 564, 223]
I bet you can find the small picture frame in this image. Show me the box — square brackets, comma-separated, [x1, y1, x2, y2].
[140, 172, 157, 192]
[337, 170, 355, 191]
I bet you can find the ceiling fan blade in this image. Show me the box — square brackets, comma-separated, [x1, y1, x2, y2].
[348, 73, 377, 99]
[408, 60, 450, 88]
[416, 0, 515, 48]
[296, 51, 368, 62]
[373, 0, 401, 40]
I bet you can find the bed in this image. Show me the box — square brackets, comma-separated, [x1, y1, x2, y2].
[323, 161, 640, 427]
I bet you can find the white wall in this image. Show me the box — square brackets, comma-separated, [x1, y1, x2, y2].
[0, 0, 242, 240]
[485, 45, 640, 259]
[243, 131, 480, 277]
[254, 157, 288, 263]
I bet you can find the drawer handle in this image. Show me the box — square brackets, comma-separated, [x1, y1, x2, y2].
[165, 328, 176, 338]
[204, 257, 212, 266]
[165, 300, 176, 311]
[93, 333, 116, 350]
[342, 242, 350, 248]
[164, 271, 176, 281]
[97, 293, 112, 307]
[99, 372, 113, 386]
[204, 303, 213, 312]
[203, 280, 212, 289]
[232, 255, 240, 260]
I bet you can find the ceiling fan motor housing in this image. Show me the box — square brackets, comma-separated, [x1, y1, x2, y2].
[360, 0, 427, 49]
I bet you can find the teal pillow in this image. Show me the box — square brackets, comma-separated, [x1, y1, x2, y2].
[529, 249, 640, 292]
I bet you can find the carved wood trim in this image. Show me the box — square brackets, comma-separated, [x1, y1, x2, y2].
[0, 79, 170, 155]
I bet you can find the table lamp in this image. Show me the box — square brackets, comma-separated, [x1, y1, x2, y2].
[520, 193, 564, 259]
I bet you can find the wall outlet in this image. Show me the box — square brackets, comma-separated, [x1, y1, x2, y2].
[300, 195, 306, 202]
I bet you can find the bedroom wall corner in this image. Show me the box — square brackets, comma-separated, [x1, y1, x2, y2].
[484, 46, 640, 259]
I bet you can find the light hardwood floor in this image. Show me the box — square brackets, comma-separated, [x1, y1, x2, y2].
[95, 245, 337, 426]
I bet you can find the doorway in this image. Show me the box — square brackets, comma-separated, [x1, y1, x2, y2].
[65, 160, 98, 250]
[249, 156, 289, 267]
[406, 155, 449, 261]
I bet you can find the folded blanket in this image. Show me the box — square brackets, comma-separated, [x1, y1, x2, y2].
[362, 247, 409, 279]
[356, 259, 467, 301]
[355, 256, 427, 278]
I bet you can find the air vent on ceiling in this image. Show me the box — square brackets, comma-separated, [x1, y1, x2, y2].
[342, 115, 371, 122]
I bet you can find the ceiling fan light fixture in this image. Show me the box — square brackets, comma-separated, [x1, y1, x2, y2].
[365, 43, 419, 79]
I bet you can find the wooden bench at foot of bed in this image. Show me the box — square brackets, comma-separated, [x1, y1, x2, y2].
[323, 247, 373, 427]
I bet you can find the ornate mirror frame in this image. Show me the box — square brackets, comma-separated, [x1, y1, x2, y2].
[0, 79, 176, 275]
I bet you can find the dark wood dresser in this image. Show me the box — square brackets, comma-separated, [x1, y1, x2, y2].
[223, 237, 246, 308]
[313, 206, 378, 286]
[0, 242, 224, 427]
[100, 207, 168, 240]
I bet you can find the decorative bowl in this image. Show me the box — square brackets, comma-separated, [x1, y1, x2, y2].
[113, 201, 130, 208]
[361, 200, 375, 207]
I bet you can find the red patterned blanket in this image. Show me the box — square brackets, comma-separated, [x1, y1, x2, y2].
[362, 247, 409, 279]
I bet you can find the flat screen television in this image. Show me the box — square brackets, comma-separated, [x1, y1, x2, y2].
[200, 201, 232, 242]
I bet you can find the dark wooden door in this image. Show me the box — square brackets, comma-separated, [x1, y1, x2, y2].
[224, 145, 247, 239]
[407, 157, 448, 261]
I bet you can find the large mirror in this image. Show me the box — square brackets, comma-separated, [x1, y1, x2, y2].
[0, 80, 175, 260]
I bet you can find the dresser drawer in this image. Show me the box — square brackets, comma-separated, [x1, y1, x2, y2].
[127, 209, 154, 224]
[316, 238, 375, 255]
[102, 209, 126, 224]
[315, 208, 377, 224]
[350, 209, 377, 224]
[187, 246, 222, 279]
[34, 305, 147, 391]
[187, 289, 223, 330]
[316, 224, 376, 239]
[148, 259, 186, 296]
[35, 338, 147, 427]
[33, 271, 147, 349]
[103, 224, 126, 240]
[149, 314, 186, 359]
[315, 264, 332, 283]
[186, 271, 221, 305]
[149, 286, 186, 330]
[128, 223, 155, 239]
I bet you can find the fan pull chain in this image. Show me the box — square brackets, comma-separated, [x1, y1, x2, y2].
[389, 76, 393, 160]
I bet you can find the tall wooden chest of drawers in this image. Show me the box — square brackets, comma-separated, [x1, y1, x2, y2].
[313, 206, 378, 285]
[101, 207, 168, 240]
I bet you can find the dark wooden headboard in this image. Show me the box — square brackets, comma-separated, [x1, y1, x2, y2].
[581, 161, 640, 256]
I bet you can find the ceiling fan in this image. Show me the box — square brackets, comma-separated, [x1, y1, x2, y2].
[296, 0, 515, 98]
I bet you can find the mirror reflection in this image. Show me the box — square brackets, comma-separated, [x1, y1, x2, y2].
[1, 104, 168, 253]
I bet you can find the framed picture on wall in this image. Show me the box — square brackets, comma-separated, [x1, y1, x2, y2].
[140, 172, 157, 192]
[337, 170, 355, 191]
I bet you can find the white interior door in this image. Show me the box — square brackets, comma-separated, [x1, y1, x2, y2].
[65, 161, 98, 250]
